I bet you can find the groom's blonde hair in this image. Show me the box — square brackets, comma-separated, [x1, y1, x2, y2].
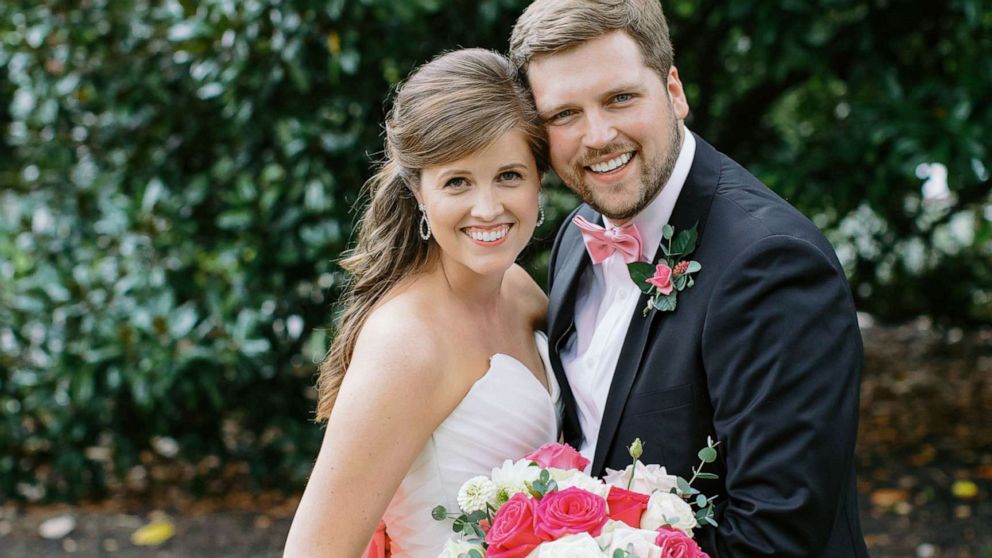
[509, 0, 674, 80]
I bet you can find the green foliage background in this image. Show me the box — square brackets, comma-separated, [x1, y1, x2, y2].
[1, 0, 989, 501]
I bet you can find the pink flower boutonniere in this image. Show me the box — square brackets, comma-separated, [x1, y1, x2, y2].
[628, 223, 701, 316]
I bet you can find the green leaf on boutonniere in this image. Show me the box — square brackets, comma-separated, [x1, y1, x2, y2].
[687, 260, 702, 274]
[670, 225, 698, 256]
[654, 292, 677, 312]
[628, 262, 657, 294]
[662, 224, 674, 240]
[674, 274, 688, 291]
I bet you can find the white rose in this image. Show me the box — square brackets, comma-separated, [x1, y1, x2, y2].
[596, 520, 663, 558]
[603, 462, 678, 495]
[553, 470, 611, 499]
[640, 491, 697, 535]
[438, 538, 485, 558]
[491, 459, 541, 505]
[456, 475, 497, 513]
[526, 533, 604, 558]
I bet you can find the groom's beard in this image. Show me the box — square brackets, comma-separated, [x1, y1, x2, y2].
[562, 109, 683, 222]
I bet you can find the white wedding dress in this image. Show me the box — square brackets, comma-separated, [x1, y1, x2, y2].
[381, 331, 561, 558]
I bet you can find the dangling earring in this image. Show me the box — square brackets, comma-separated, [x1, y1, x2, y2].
[418, 203, 432, 240]
[536, 196, 546, 227]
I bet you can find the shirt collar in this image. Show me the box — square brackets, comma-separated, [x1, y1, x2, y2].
[604, 128, 696, 262]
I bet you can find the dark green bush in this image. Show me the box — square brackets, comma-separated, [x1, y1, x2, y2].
[1, 0, 989, 501]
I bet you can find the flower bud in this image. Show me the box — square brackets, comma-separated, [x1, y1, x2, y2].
[628, 438, 644, 460]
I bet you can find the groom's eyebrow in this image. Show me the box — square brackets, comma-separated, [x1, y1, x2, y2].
[603, 83, 643, 98]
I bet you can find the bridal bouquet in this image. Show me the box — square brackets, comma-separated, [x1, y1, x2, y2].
[433, 438, 719, 558]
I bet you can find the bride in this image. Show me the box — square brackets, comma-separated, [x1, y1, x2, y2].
[283, 49, 561, 557]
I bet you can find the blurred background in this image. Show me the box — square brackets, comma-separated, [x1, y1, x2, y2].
[1, 0, 989, 557]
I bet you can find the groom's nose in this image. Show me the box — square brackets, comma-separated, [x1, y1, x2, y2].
[582, 109, 618, 150]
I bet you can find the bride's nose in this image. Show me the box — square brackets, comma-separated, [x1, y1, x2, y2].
[470, 187, 504, 221]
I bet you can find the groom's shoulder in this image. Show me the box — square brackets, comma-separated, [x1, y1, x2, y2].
[705, 146, 833, 254]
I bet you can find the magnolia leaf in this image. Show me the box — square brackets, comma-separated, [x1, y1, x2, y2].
[628, 262, 656, 293]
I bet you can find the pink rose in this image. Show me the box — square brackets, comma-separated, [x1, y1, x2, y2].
[486, 493, 545, 558]
[654, 526, 710, 558]
[646, 263, 674, 295]
[606, 485, 650, 528]
[524, 443, 590, 471]
[534, 486, 609, 538]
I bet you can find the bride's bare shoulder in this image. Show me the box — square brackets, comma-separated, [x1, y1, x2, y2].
[349, 279, 447, 384]
[504, 264, 548, 328]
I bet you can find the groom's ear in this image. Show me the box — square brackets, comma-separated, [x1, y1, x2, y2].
[666, 66, 690, 120]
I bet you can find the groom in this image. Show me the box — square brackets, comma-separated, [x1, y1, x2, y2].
[511, 1, 869, 557]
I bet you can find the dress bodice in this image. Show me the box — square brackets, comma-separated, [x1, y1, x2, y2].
[382, 331, 561, 558]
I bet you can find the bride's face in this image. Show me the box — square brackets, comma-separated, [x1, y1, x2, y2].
[418, 129, 541, 279]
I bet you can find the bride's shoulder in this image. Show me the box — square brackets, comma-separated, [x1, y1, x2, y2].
[504, 264, 548, 328]
[351, 289, 444, 385]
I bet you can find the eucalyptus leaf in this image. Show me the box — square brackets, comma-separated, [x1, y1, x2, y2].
[655, 293, 678, 312]
[699, 447, 718, 463]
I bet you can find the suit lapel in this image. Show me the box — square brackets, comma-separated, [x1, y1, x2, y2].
[547, 205, 599, 352]
[590, 133, 721, 475]
[547, 205, 599, 447]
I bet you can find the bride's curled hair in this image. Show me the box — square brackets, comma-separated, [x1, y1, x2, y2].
[315, 49, 548, 421]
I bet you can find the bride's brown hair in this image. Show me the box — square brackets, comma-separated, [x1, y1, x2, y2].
[314, 49, 548, 421]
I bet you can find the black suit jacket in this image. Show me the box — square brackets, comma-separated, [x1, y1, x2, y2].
[547, 134, 870, 557]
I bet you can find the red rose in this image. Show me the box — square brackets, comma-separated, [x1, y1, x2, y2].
[485, 493, 544, 558]
[647, 263, 674, 295]
[655, 526, 710, 558]
[523, 442, 590, 471]
[534, 486, 609, 539]
[606, 485, 650, 528]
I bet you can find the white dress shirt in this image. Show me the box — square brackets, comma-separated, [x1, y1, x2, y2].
[561, 130, 697, 465]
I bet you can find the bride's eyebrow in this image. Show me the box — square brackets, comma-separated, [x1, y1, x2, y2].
[496, 162, 527, 173]
[437, 168, 472, 181]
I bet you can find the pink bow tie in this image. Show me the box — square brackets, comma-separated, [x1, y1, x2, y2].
[573, 215, 643, 264]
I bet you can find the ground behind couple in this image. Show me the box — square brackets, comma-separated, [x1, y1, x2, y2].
[1, 320, 988, 558]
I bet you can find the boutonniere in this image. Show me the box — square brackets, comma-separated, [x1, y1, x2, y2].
[628, 223, 701, 316]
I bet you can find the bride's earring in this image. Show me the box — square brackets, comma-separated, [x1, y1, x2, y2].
[418, 204, 432, 240]
[536, 196, 546, 227]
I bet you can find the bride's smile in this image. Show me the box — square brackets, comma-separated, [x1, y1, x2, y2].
[418, 129, 542, 278]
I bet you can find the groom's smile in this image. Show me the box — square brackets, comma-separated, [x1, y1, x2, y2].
[526, 30, 689, 223]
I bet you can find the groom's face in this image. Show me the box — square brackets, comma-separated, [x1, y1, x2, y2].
[527, 31, 689, 222]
